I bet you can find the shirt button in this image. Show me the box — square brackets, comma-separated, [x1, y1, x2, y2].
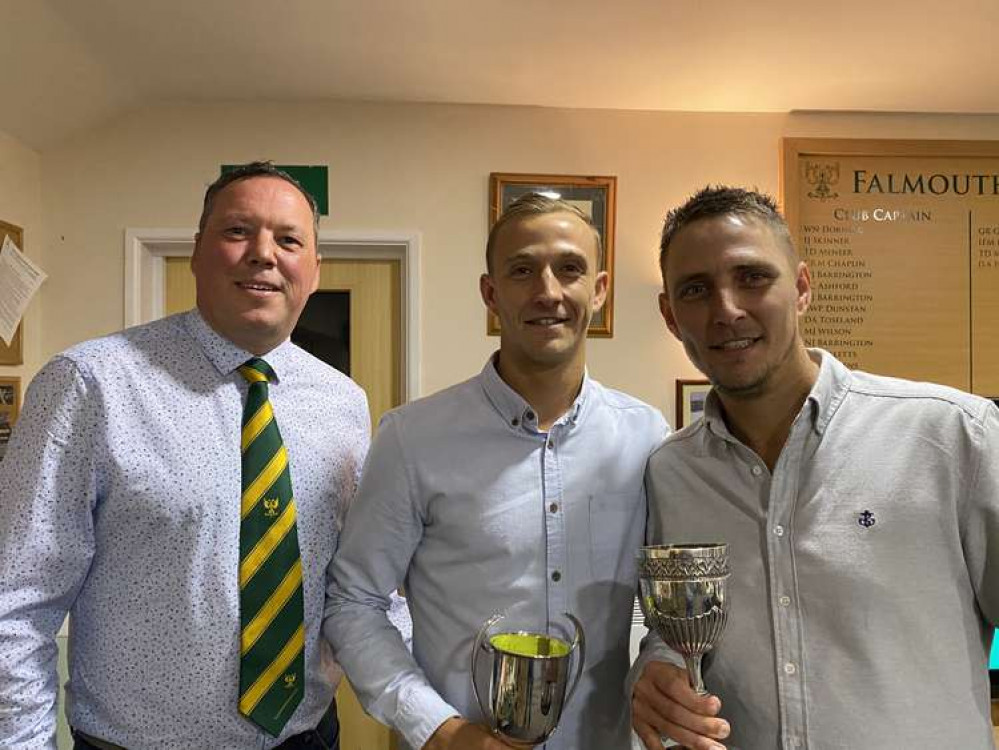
[774, 525, 785, 537]
[779, 595, 791, 607]
[549, 503, 559, 513]
[791, 737, 803, 747]
[751, 466, 763, 476]
[547, 441, 554, 450]
[511, 417, 519, 426]
[525, 410, 535, 421]
[551, 570, 561, 582]
[784, 662, 797, 675]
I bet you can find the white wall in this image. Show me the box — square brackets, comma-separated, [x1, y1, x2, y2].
[36, 101, 999, 421]
[0, 128, 43, 379]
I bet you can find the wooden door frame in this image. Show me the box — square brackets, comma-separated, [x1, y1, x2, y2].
[124, 228, 421, 400]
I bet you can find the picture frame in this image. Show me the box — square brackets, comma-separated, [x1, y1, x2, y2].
[487, 173, 617, 337]
[0, 220, 25, 366]
[675, 379, 711, 429]
[0, 376, 20, 461]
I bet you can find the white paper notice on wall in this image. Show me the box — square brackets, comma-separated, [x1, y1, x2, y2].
[0, 235, 47, 346]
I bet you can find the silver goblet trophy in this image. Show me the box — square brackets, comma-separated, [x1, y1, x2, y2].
[471, 612, 585, 746]
[637, 544, 730, 695]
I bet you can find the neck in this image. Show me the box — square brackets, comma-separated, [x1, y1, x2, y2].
[495, 352, 585, 431]
[716, 347, 819, 471]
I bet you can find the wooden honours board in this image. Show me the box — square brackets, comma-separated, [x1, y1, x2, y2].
[781, 139, 999, 395]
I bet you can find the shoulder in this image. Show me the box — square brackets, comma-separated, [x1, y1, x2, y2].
[378, 375, 482, 432]
[846, 369, 993, 423]
[54, 315, 186, 378]
[587, 380, 669, 430]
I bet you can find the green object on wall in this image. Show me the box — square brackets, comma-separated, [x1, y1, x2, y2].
[221, 164, 329, 216]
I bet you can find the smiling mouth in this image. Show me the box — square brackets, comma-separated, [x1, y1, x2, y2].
[710, 336, 761, 351]
[526, 317, 570, 327]
[237, 281, 280, 293]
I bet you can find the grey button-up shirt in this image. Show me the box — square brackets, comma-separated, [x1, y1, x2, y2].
[637, 350, 998, 749]
[325, 357, 668, 750]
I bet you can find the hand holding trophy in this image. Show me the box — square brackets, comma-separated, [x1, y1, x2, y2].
[637, 543, 730, 695]
[471, 612, 585, 746]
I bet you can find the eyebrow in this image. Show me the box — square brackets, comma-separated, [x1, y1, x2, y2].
[502, 248, 590, 266]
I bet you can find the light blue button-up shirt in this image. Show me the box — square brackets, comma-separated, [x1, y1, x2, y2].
[324, 357, 668, 750]
[0, 310, 370, 750]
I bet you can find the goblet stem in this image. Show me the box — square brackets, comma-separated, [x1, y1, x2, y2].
[683, 654, 707, 695]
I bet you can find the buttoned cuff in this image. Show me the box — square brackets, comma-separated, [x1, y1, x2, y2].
[395, 683, 460, 750]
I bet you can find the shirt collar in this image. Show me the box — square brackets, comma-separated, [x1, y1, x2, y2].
[700, 347, 851, 441]
[478, 352, 589, 432]
[181, 309, 294, 381]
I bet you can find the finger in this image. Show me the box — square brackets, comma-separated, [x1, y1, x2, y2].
[633, 691, 730, 744]
[648, 666, 722, 716]
[634, 680, 729, 740]
[635, 713, 727, 750]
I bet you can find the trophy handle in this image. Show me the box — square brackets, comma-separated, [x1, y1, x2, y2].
[471, 612, 504, 727]
[562, 612, 586, 706]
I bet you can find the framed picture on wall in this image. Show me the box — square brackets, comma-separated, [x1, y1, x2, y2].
[0, 220, 25, 366]
[487, 173, 617, 337]
[675, 379, 711, 429]
[0, 376, 20, 461]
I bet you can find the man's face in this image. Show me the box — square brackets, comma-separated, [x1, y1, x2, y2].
[480, 211, 608, 371]
[660, 214, 811, 398]
[191, 176, 319, 355]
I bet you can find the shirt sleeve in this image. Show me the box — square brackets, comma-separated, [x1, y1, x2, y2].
[961, 399, 999, 630]
[323, 413, 458, 750]
[0, 357, 99, 749]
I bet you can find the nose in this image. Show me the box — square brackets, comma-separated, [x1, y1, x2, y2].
[246, 230, 277, 266]
[532, 266, 563, 305]
[710, 287, 746, 326]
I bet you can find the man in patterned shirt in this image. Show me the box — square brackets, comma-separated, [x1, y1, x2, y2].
[0, 162, 369, 749]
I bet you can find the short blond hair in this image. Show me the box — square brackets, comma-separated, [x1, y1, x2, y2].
[486, 193, 602, 273]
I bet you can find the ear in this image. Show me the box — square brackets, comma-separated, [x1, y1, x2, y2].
[479, 273, 498, 314]
[658, 292, 682, 341]
[309, 252, 321, 294]
[591, 270, 609, 312]
[795, 261, 812, 316]
[190, 233, 202, 274]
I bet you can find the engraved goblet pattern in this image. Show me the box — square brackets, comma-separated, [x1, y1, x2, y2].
[638, 544, 730, 695]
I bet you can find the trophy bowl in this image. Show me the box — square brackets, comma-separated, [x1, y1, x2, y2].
[637, 543, 730, 695]
[471, 612, 585, 746]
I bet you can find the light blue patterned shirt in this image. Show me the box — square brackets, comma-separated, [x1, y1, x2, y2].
[324, 357, 668, 750]
[0, 310, 370, 750]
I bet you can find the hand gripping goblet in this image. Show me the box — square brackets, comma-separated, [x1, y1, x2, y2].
[637, 544, 730, 695]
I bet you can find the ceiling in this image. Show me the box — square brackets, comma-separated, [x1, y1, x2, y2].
[3, 0, 999, 150]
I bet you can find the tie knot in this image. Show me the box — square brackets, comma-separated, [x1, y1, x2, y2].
[239, 358, 275, 384]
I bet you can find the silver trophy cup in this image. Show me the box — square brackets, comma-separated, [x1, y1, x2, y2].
[638, 544, 730, 695]
[471, 612, 585, 746]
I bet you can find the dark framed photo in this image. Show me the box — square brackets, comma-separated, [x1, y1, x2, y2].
[675, 379, 711, 429]
[488, 173, 616, 337]
[0, 376, 20, 461]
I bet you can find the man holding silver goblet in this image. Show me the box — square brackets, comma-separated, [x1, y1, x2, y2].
[325, 193, 667, 749]
[631, 186, 998, 750]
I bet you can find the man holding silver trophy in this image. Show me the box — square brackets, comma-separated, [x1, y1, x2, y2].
[325, 194, 667, 749]
[631, 186, 999, 749]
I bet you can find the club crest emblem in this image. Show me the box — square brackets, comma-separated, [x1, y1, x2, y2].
[263, 498, 280, 517]
[805, 161, 840, 200]
[283, 673, 297, 689]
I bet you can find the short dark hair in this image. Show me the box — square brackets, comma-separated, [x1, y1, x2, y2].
[198, 161, 320, 239]
[658, 186, 794, 285]
[486, 192, 602, 273]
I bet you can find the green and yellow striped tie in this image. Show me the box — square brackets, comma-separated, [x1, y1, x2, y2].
[237, 358, 305, 736]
